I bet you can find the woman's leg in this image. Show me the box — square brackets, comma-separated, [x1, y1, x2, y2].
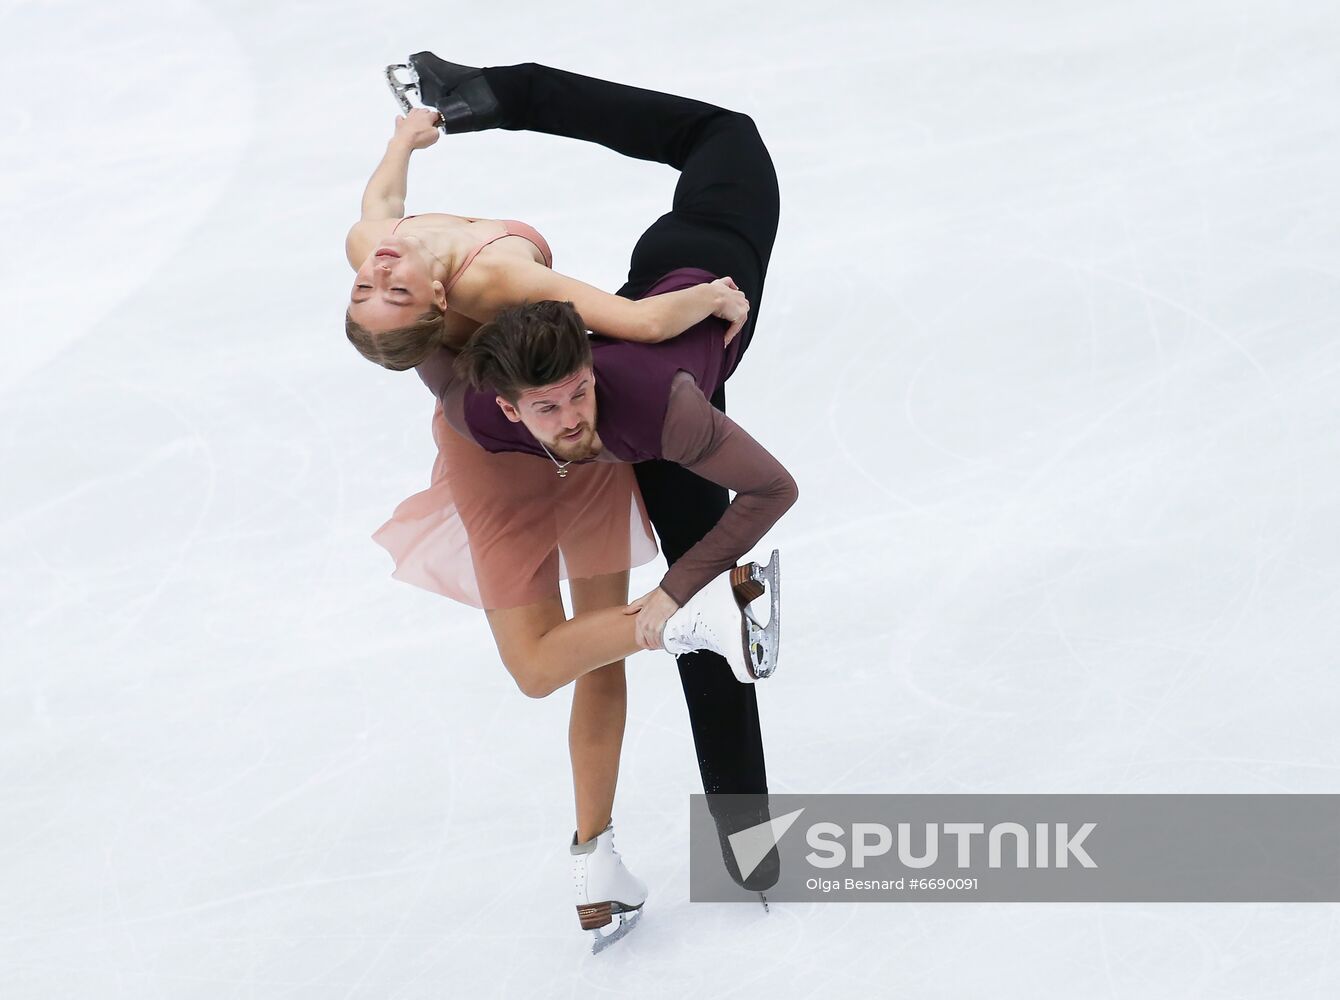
[484, 591, 641, 700]
[567, 571, 630, 843]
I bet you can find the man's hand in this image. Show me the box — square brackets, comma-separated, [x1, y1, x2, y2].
[392, 109, 443, 150]
[623, 587, 681, 650]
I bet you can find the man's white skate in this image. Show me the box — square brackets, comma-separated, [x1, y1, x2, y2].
[662, 550, 782, 682]
[571, 821, 646, 955]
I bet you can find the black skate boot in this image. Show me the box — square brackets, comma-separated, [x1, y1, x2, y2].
[709, 795, 781, 897]
[405, 52, 502, 133]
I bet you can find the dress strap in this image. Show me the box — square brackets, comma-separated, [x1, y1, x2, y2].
[441, 233, 516, 295]
[442, 225, 554, 295]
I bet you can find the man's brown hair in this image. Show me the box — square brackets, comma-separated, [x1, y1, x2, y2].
[456, 300, 593, 402]
[345, 306, 449, 371]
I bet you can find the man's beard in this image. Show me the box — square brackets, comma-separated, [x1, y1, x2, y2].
[546, 425, 600, 462]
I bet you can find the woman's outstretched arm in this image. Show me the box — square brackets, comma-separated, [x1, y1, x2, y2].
[456, 257, 749, 345]
[345, 111, 443, 268]
[358, 110, 442, 221]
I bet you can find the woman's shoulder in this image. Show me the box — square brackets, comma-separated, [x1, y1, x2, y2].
[444, 253, 551, 316]
[394, 212, 480, 232]
[344, 218, 396, 267]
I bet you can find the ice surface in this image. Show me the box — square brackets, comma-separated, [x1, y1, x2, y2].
[3, 0, 1340, 996]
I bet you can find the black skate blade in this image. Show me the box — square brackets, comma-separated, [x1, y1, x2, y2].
[590, 908, 641, 955]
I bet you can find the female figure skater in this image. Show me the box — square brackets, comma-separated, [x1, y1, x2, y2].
[344, 58, 785, 942]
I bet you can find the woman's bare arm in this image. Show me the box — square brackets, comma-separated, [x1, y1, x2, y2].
[345, 111, 444, 268]
[359, 139, 414, 221]
[356, 110, 443, 221]
[453, 257, 748, 344]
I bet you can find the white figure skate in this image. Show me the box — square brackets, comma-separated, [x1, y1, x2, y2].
[571, 821, 647, 954]
[662, 550, 782, 682]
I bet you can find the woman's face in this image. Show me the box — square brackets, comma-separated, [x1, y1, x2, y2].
[349, 237, 444, 331]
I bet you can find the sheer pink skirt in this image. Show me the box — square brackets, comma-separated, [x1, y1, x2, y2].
[373, 401, 658, 609]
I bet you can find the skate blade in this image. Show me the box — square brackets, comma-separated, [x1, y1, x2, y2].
[384, 63, 446, 130]
[385, 64, 416, 115]
[741, 549, 781, 680]
[590, 908, 641, 955]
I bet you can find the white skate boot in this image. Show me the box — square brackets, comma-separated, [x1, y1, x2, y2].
[571, 821, 647, 954]
[661, 550, 782, 682]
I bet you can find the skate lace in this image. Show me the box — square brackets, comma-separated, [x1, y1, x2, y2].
[680, 609, 721, 649]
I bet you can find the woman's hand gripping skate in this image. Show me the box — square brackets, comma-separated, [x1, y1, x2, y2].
[392, 108, 444, 150]
[712, 276, 749, 346]
[624, 587, 680, 650]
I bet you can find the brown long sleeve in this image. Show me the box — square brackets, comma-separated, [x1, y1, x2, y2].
[657, 373, 799, 606]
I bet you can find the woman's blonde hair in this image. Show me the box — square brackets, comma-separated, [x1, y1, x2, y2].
[345, 306, 449, 371]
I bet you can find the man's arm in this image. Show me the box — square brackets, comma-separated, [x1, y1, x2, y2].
[656, 373, 799, 606]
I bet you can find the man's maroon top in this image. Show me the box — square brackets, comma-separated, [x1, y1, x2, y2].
[416, 268, 797, 604]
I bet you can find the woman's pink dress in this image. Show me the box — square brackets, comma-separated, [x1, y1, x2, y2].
[370, 217, 658, 609]
[374, 399, 657, 609]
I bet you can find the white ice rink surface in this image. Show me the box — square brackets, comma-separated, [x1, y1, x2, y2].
[4, 1, 1340, 996]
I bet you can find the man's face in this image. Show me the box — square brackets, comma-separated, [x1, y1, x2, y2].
[498, 367, 601, 461]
